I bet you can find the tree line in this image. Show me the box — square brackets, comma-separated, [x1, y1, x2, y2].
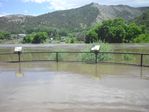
[0, 18, 149, 43]
[22, 29, 76, 43]
[0, 32, 11, 40]
[85, 18, 149, 43]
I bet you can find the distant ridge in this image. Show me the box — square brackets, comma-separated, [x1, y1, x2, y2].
[0, 3, 148, 33]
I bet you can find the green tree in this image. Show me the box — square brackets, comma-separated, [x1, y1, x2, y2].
[85, 18, 146, 43]
[125, 23, 143, 42]
[0, 32, 4, 39]
[23, 32, 48, 43]
[111, 25, 126, 43]
[85, 29, 98, 43]
[97, 18, 127, 43]
[32, 32, 48, 43]
[23, 34, 34, 43]
[0, 32, 11, 40]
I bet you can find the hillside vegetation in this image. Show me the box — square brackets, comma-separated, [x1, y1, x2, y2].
[0, 3, 148, 34]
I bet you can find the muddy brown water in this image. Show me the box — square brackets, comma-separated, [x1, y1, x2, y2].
[0, 44, 149, 112]
[0, 62, 149, 112]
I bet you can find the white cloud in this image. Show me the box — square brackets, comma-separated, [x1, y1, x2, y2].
[47, 0, 149, 11]
[102, 0, 149, 6]
[0, 12, 10, 17]
[134, 0, 149, 6]
[23, 0, 50, 3]
[22, 10, 37, 16]
[136, 0, 144, 1]
[22, 0, 149, 11]
[49, 0, 100, 10]
[0, 14, 4, 17]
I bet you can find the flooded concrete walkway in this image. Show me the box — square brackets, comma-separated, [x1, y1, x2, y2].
[0, 62, 149, 112]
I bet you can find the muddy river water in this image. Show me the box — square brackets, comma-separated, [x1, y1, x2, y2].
[0, 62, 149, 112]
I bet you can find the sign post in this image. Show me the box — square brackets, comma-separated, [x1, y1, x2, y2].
[91, 45, 100, 63]
[14, 47, 22, 62]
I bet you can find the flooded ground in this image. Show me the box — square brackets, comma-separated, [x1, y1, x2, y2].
[0, 62, 149, 112]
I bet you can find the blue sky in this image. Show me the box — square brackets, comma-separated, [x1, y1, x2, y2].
[0, 0, 149, 16]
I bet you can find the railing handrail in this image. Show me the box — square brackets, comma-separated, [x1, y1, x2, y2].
[0, 51, 149, 55]
[23, 51, 149, 55]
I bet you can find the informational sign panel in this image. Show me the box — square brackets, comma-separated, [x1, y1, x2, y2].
[14, 47, 22, 53]
[91, 45, 100, 51]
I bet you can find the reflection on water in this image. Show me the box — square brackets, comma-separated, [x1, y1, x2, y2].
[0, 62, 149, 112]
[0, 62, 149, 79]
[15, 63, 24, 78]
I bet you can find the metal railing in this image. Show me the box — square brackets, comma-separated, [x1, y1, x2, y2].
[0, 51, 149, 67]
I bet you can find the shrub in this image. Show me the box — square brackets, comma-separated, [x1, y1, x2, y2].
[23, 32, 48, 43]
[48, 49, 67, 61]
[81, 52, 95, 63]
[80, 43, 112, 63]
[122, 54, 134, 61]
[65, 37, 76, 43]
[133, 34, 149, 43]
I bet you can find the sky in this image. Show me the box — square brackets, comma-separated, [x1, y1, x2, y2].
[0, 0, 149, 17]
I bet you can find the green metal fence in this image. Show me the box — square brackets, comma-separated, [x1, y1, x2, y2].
[0, 51, 149, 67]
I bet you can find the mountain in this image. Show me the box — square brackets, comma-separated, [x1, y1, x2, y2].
[0, 3, 149, 33]
[0, 14, 33, 33]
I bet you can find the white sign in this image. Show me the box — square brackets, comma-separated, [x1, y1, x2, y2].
[91, 45, 100, 51]
[14, 47, 22, 52]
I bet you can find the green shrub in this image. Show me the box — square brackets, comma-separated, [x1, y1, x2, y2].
[48, 49, 67, 61]
[65, 37, 76, 43]
[81, 52, 95, 63]
[122, 54, 134, 61]
[0, 32, 11, 40]
[133, 34, 149, 43]
[23, 32, 48, 43]
[98, 43, 112, 61]
[80, 43, 112, 63]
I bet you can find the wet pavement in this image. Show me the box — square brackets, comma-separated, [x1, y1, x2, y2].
[0, 62, 149, 112]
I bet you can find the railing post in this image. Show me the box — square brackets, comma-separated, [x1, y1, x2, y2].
[56, 52, 58, 62]
[18, 52, 21, 62]
[95, 51, 98, 63]
[140, 54, 143, 66]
